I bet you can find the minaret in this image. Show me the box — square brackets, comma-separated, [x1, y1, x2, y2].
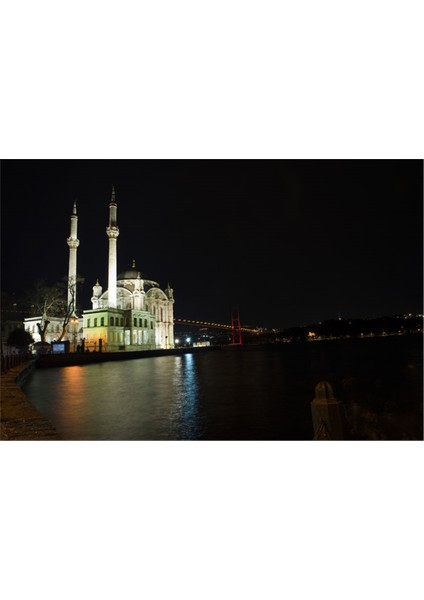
[106, 186, 119, 308]
[67, 200, 80, 315]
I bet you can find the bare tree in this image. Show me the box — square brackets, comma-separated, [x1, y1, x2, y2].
[57, 275, 83, 342]
[28, 276, 84, 342]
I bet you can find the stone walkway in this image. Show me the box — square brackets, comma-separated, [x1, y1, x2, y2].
[1, 363, 62, 441]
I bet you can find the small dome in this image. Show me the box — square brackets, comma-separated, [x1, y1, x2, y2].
[92, 279, 102, 297]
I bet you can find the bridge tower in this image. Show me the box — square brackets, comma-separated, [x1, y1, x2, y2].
[231, 306, 243, 345]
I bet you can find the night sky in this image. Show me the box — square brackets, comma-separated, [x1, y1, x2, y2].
[1, 159, 422, 329]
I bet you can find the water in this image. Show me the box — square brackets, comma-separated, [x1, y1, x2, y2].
[22, 335, 423, 440]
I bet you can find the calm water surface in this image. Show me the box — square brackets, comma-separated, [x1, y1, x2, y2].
[23, 335, 423, 440]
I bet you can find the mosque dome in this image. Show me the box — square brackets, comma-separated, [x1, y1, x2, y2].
[117, 268, 139, 280]
[117, 259, 141, 280]
[117, 260, 159, 288]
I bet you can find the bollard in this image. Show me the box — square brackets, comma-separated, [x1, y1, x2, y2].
[311, 381, 344, 440]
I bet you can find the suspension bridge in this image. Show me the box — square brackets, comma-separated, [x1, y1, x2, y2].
[174, 317, 260, 336]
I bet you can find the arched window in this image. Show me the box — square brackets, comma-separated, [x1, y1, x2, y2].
[110, 316, 114, 326]
[94, 318, 97, 327]
[101, 317, 104, 326]
[144, 319, 147, 328]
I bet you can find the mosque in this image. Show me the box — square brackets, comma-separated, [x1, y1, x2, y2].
[24, 187, 175, 351]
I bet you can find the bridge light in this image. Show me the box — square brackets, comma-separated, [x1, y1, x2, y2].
[186, 337, 191, 344]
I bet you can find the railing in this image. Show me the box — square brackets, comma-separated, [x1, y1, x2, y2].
[77, 341, 108, 353]
[1, 353, 32, 373]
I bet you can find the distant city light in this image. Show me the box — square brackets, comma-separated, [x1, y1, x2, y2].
[175, 338, 179, 344]
[186, 337, 191, 343]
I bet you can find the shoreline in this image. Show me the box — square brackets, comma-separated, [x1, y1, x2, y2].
[35, 344, 222, 368]
[0, 362, 62, 441]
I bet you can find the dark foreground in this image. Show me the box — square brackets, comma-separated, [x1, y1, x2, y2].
[1, 362, 62, 440]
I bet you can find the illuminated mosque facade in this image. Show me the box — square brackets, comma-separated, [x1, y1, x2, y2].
[25, 188, 175, 351]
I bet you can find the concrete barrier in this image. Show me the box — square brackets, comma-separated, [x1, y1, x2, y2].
[311, 381, 345, 440]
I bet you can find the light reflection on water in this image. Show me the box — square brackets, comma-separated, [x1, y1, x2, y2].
[23, 355, 203, 440]
[171, 354, 201, 439]
[22, 337, 423, 441]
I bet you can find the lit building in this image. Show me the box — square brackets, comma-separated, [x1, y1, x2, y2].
[24, 316, 82, 347]
[25, 187, 175, 352]
[84, 260, 175, 351]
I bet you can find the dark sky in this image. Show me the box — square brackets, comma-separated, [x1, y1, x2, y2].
[1, 159, 423, 329]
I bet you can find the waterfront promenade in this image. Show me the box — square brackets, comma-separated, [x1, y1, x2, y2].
[0, 361, 62, 440]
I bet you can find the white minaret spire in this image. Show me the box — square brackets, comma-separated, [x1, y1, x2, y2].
[67, 199, 80, 315]
[106, 185, 119, 308]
